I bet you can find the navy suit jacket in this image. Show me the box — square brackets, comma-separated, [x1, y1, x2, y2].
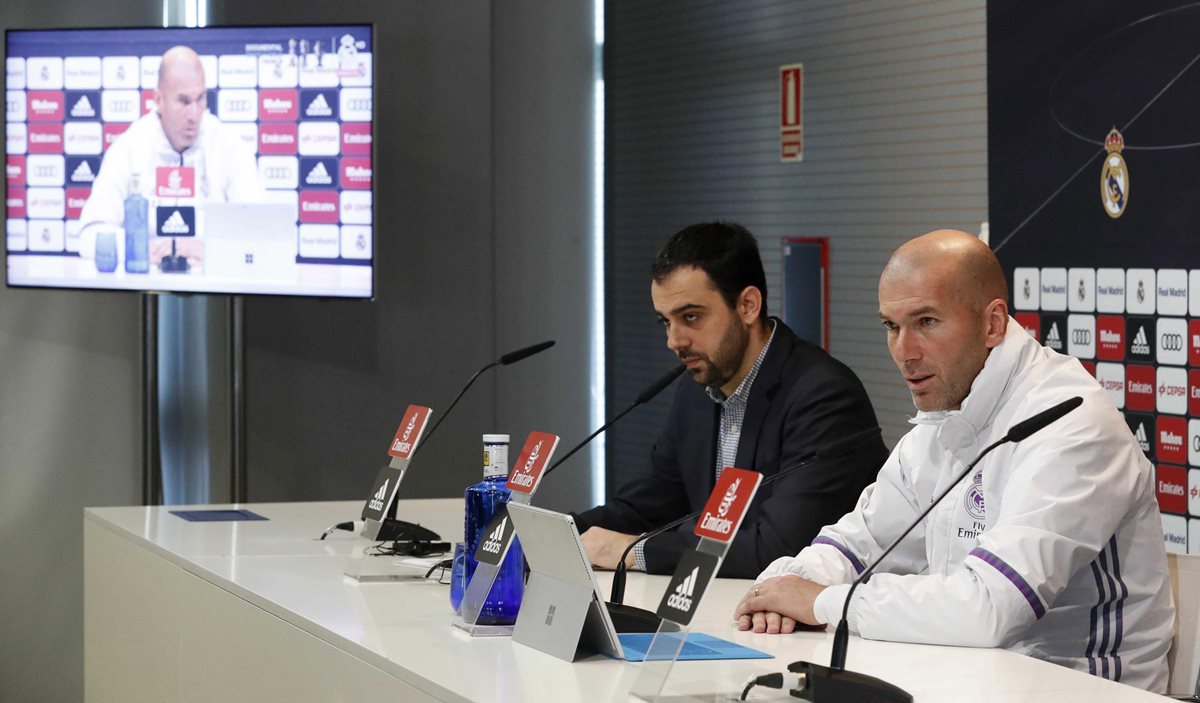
[575, 319, 888, 578]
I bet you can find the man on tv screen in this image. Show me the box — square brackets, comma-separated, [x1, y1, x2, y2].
[78, 45, 266, 271]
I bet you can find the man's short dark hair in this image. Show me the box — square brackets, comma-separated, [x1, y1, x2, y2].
[651, 222, 768, 320]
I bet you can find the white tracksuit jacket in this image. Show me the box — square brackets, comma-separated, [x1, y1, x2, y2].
[759, 318, 1174, 692]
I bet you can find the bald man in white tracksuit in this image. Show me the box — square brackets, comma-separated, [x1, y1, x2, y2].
[736, 231, 1174, 693]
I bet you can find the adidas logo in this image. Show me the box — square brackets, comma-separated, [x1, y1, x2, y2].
[306, 93, 332, 117]
[305, 162, 333, 185]
[160, 210, 190, 235]
[480, 516, 507, 555]
[1131, 326, 1150, 355]
[1045, 322, 1062, 349]
[368, 479, 389, 512]
[1134, 424, 1149, 453]
[71, 160, 95, 183]
[71, 95, 96, 118]
[666, 566, 699, 612]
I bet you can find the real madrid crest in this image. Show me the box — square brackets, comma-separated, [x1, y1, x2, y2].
[1101, 127, 1129, 218]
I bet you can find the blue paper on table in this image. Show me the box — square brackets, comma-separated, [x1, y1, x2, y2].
[615, 632, 773, 662]
[170, 509, 268, 522]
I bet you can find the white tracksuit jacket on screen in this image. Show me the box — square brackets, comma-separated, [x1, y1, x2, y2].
[758, 318, 1174, 692]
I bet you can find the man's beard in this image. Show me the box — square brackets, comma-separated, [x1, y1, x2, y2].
[680, 320, 750, 391]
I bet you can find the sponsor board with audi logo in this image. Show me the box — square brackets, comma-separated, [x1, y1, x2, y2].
[1067, 268, 1095, 312]
[26, 218, 64, 252]
[339, 87, 372, 122]
[341, 123, 371, 155]
[155, 206, 195, 237]
[6, 156, 26, 187]
[1014, 312, 1039, 341]
[25, 187, 65, 219]
[258, 155, 299, 189]
[25, 154, 64, 187]
[1125, 412, 1155, 460]
[1039, 268, 1067, 311]
[386, 405, 433, 460]
[298, 225, 340, 259]
[156, 166, 195, 199]
[1190, 420, 1200, 468]
[1126, 269, 1156, 315]
[506, 431, 560, 495]
[217, 88, 257, 122]
[258, 123, 298, 155]
[1157, 269, 1188, 317]
[102, 123, 128, 151]
[1096, 315, 1125, 361]
[340, 157, 371, 189]
[1191, 370, 1200, 418]
[1066, 314, 1095, 359]
[1158, 416, 1188, 466]
[100, 89, 139, 122]
[655, 549, 719, 626]
[1157, 318, 1187, 366]
[259, 88, 299, 121]
[27, 124, 63, 154]
[64, 90, 99, 120]
[1158, 366, 1188, 416]
[298, 121, 340, 156]
[340, 190, 371, 225]
[65, 187, 89, 219]
[300, 191, 339, 224]
[6, 89, 26, 123]
[300, 157, 338, 188]
[1040, 315, 1066, 353]
[1158, 465, 1188, 515]
[102, 56, 140, 89]
[8, 123, 28, 155]
[1162, 515, 1188, 555]
[64, 122, 102, 155]
[25, 58, 63, 90]
[694, 467, 762, 542]
[1126, 317, 1155, 362]
[301, 89, 338, 120]
[7, 188, 27, 218]
[27, 91, 64, 121]
[1095, 362, 1125, 409]
[63, 57, 101, 89]
[1096, 268, 1126, 313]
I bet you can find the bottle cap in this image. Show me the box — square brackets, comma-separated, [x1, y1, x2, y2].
[482, 434, 510, 444]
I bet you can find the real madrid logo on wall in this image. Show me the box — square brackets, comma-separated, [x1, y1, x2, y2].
[1100, 127, 1129, 218]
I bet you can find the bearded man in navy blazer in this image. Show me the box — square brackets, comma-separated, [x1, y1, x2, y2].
[575, 222, 888, 579]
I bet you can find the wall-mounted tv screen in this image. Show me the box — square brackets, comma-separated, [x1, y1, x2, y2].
[5, 25, 374, 298]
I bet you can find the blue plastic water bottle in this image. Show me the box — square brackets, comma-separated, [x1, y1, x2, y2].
[462, 434, 525, 625]
[123, 174, 149, 274]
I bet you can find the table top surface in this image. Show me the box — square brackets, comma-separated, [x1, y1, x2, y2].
[85, 499, 1170, 702]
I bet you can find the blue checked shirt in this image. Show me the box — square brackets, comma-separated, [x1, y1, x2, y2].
[633, 320, 777, 570]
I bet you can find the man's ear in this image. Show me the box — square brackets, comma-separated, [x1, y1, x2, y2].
[983, 298, 1008, 348]
[737, 286, 762, 325]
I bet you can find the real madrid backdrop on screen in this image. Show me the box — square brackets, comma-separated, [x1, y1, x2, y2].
[5, 26, 372, 294]
[989, 1, 1200, 555]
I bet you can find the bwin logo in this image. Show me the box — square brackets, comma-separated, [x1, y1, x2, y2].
[1160, 334, 1184, 352]
[1071, 329, 1091, 345]
[480, 516, 507, 555]
[1131, 327, 1151, 355]
[306, 162, 333, 185]
[368, 479, 389, 512]
[666, 566, 699, 612]
[1045, 323, 1062, 348]
[160, 210, 191, 235]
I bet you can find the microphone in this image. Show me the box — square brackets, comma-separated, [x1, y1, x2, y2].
[540, 364, 686, 481]
[377, 340, 555, 540]
[606, 426, 884, 632]
[789, 397, 1083, 703]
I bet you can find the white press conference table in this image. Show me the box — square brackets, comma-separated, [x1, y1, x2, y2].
[83, 499, 1169, 702]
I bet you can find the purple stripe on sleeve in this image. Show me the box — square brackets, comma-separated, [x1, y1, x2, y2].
[812, 536, 866, 575]
[969, 547, 1047, 619]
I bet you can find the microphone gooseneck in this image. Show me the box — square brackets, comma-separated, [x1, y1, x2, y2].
[796, 396, 1083, 703]
[499, 340, 556, 366]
